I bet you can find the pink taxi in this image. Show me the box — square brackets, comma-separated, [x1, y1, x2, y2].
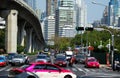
[8, 62, 77, 78]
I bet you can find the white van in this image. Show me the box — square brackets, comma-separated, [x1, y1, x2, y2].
[65, 51, 73, 60]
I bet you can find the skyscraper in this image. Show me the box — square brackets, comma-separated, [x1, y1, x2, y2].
[108, 0, 120, 27]
[75, 0, 87, 28]
[55, 0, 87, 37]
[46, 0, 58, 16]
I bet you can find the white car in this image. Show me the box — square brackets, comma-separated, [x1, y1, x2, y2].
[8, 62, 77, 78]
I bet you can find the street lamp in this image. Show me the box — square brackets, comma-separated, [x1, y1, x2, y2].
[94, 28, 114, 68]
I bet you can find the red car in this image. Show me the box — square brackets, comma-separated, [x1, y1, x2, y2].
[85, 57, 100, 68]
[8, 62, 77, 78]
[54, 57, 67, 67]
[0, 55, 8, 66]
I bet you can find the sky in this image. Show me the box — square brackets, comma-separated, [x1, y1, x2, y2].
[38, 0, 110, 23]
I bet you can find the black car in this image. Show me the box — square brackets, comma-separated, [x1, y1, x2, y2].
[6, 53, 18, 64]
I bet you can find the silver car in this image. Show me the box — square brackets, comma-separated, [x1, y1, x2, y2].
[11, 54, 26, 66]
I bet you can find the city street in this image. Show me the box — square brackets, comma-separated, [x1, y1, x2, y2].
[0, 56, 120, 78]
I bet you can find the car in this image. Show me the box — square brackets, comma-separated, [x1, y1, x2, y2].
[75, 54, 86, 64]
[10, 72, 39, 78]
[54, 57, 67, 67]
[36, 54, 50, 63]
[6, 53, 18, 64]
[11, 54, 27, 66]
[8, 52, 18, 56]
[85, 57, 100, 68]
[8, 62, 77, 78]
[55, 53, 66, 59]
[0, 55, 8, 66]
[8, 64, 39, 78]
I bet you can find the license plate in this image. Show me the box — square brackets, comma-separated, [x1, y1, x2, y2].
[59, 64, 62, 65]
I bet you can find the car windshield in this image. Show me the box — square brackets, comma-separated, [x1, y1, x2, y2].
[14, 55, 23, 58]
[8, 53, 17, 56]
[6, 56, 13, 59]
[56, 58, 66, 61]
[37, 55, 47, 59]
[88, 59, 97, 62]
[76, 55, 85, 58]
[0, 57, 4, 60]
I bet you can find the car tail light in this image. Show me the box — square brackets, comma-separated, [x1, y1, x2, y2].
[12, 68, 24, 74]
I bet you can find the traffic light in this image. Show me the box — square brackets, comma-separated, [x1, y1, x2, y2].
[76, 27, 84, 31]
[85, 27, 93, 31]
[76, 27, 93, 31]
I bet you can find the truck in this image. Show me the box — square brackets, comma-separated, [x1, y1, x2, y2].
[65, 51, 73, 60]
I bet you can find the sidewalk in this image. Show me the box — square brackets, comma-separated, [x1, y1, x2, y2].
[100, 64, 112, 70]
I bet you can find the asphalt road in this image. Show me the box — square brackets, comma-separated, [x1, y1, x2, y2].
[0, 55, 120, 78]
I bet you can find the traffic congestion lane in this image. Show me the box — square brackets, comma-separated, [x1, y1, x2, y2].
[0, 55, 120, 78]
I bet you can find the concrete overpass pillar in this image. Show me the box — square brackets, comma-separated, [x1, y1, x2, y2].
[18, 21, 26, 46]
[6, 10, 18, 53]
[26, 28, 33, 53]
[31, 34, 36, 52]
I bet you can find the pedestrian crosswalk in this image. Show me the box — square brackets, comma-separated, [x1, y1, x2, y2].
[65, 64, 109, 74]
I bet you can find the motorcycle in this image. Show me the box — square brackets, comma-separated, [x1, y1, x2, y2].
[114, 60, 120, 72]
[116, 63, 120, 72]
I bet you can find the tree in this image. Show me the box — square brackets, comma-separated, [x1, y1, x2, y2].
[17, 45, 25, 54]
[54, 37, 71, 51]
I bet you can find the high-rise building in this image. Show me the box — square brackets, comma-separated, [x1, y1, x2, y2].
[46, 0, 58, 16]
[75, 0, 87, 28]
[44, 0, 57, 45]
[101, 6, 108, 26]
[55, 0, 87, 37]
[55, 0, 75, 37]
[44, 15, 55, 45]
[108, 0, 120, 27]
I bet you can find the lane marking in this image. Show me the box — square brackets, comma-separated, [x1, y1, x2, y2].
[6, 67, 13, 71]
[0, 66, 9, 71]
[73, 64, 87, 74]
[72, 68, 77, 71]
[84, 68, 90, 72]
[78, 68, 83, 71]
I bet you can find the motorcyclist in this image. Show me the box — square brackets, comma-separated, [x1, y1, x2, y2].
[114, 58, 119, 71]
[69, 55, 75, 67]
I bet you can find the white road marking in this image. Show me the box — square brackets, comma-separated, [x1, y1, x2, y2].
[0, 66, 9, 71]
[6, 67, 13, 71]
[73, 64, 87, 74]
[91, 69, 95, 72]
[72, 68, 77, 71]
[78, 68, 83, 71]
[84, 68, 90, 72]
